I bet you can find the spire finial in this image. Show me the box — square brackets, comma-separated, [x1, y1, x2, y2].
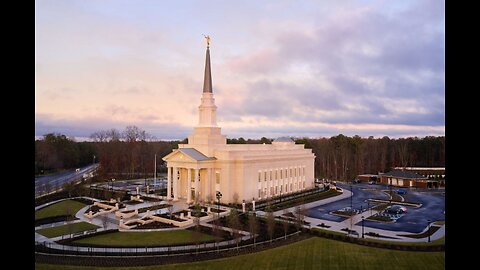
[203, 34, 211, 48]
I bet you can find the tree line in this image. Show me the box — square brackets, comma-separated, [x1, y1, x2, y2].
[296, 135, 444, 181]
[35, 128, 444, 181]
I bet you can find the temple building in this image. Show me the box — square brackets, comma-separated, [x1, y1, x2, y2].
[162, 39, 315, 204]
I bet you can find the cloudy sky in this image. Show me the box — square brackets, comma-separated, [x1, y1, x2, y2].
[35, 0, 445, 141]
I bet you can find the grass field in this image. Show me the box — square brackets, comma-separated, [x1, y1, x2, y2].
[36, 222, 99, 238]
[35, 236, 444, 270]
[35, 200, 88, 220]
[72, 230, 220, 247]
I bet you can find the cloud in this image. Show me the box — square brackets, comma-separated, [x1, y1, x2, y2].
[35, 113, 191, 140]
[36, 0, 444, 139]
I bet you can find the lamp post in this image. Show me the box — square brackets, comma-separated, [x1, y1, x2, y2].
[216, 191, 222, 221]
[361, 216, 365, 238]
[154, 154, 157, 188]
[367, 200, 371, 216]
[427, 219, 431, 242]
[389, 184, 393, 205]
[111, 178, 115, 191]
[350, 184, 353, 214]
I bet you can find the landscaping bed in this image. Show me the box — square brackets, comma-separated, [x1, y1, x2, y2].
[397, 226, 441, 238]
[366, 214, 394, 223]
[175, 210, 208, 217]
[266, 189, 341, 211]
[124, 200, 143, 205]
[364, 232, 399, 239]
[138, 204, 171, 213]
[154, 213, 186, 222]
[209, 207, 226, 213]
[84, 205, 102, 215]
[331, 210, 356, 217]
[134, 221, 177, 229]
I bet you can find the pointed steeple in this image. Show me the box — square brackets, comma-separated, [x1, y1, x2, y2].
[203, 44, 213, 93]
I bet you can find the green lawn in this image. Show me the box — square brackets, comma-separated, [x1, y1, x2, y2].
[35, 200, 88, 220]
[36, 236, 444, 270]
[36, 222, 99, 238]
[72, 230, 220, 247]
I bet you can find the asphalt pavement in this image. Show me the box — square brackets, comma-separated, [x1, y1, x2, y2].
[35, 164, 99, 196]
[306, 182, 445, 233]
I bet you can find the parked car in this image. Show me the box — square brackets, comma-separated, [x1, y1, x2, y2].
[384, 205, 407, 214]
[352, 179, 361, 184]
[368, 180, 376, 185]
[396, 189, 407, 195]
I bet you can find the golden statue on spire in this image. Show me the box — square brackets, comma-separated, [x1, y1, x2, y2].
[203, 34, 211, 47]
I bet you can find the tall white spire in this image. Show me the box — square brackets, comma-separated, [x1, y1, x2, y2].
[198, 36, 217, 127]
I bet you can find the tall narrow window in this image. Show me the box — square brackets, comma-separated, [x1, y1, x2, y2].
[215, 172, 220, 184]
[258, 172, 261, 183]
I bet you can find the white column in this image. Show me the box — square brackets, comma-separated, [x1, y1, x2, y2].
[203, 168, 213, 201]
[194, 168, 199, 203]
[167, 166, 172, 200]
[187, 168, 192, 203]
[173, 166, 179, 201]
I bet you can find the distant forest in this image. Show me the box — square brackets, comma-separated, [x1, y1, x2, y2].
[35, 126, 444, 182]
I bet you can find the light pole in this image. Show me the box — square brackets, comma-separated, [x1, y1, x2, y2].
[154, 154, 157, 188]
[361, 216, 365, 238]
[111, 178, 115, 191]
[389, 184, 393, 205]
[216, 191, 222, 223]
[350, 184, 353, 214]
[427, 219, 431, 242]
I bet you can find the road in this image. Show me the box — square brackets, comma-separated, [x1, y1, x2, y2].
[35, 164, 99, 197]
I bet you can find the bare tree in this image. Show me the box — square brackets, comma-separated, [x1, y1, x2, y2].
[232, 192, 239, 205]
[266, 209, 275, 243]
[248, 213, 258, 247]
[294, 205, 305, 232]
[64, 202, 75, 237]
[206, 194, 213, 204]
[191, 204, 202, 253]
[43, 182, 51, 195]
[227, 208, 241, 251]
[212, 215, 222, 252]
[101, 214, 109, 230]
[282, 209, 290, 239]
[167, 204, 174, 219]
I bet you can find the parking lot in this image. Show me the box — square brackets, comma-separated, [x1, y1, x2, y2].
[306, 182, 445, 233]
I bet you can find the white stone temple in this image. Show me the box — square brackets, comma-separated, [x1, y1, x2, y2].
[163, 39, 315, 204]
